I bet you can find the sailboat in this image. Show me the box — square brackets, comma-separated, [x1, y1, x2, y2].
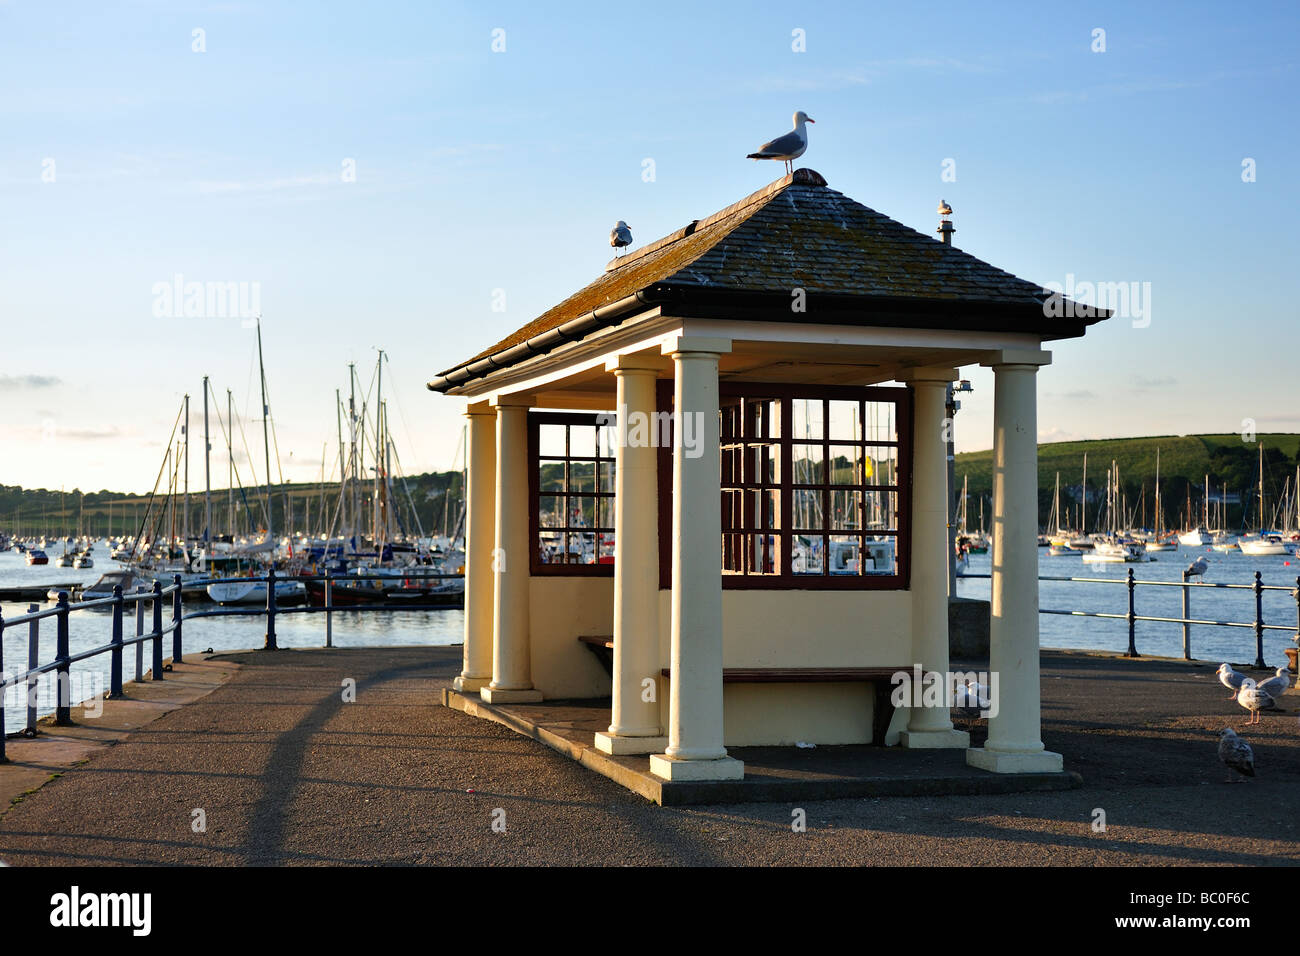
[1240, 442, 1292, 555]
[1144, 449, 1178, 552]
[1178, 474, 1214, 546]
[1085, 461, 1149, 562]
[1046, 474, 1082, 555]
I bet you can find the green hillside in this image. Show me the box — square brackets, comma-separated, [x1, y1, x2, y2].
[955, 434, 1300, 530]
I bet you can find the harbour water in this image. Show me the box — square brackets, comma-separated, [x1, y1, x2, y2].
[1, 542, 1296, 734]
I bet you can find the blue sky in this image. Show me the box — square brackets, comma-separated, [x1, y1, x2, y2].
[1, 0, 1296, 494]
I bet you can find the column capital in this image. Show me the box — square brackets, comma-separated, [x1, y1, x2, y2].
[898, 366, 959, 385]
[980, 348, 1052, 369]
[605, 353, 665, 374]
[490, 393, 536, 409]
[464, 400, 496, 417]
[661, 335, 732, 357]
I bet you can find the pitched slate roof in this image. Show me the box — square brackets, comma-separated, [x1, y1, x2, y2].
[429, 169, 1105, 392]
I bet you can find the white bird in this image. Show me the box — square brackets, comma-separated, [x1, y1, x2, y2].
[938, 199, 953, 218]
[747, 110, 815, 176]
[610, 220, 632, 254]
[1258, 666, 1290, 700]
[1237, 678, 1276, 725]
[1218, 663, 1247, 699]
[1218, 728, 1255, 781]
[1186, 556, 1208, 577]
[953, 678, 991, 717]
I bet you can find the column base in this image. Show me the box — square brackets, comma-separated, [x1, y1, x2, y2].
[649, 754, 744, 782]
[899, 728, 971, 750]
[480, 686, 543, 704]
[966, 747, 1063, 774]
[453, 675, 490, 693]
[594, 732, 669, 756]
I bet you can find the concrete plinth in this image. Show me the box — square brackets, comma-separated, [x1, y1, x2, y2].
[649, 754, 745, 782]
[453, 675, 489, 693]
[480, 687, 543, 704]
[899, 728, 971, 750]
[595, 732, 669, 756]
[967, 747, 1064, 774]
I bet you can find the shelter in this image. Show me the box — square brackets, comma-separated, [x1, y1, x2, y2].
[429, 169, 1105, 782]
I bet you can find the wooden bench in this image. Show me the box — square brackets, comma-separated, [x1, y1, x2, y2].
[660, 666, 905, 747]
[578, 635, 615, 676]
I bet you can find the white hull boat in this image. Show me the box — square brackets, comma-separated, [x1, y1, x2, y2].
[206, 579, 306, 605]
[1239, 535, 1291, 556]
[1178, 528, 1213, 547]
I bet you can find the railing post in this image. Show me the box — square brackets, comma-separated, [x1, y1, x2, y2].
[109, 585, 124, 698]
[1125, 567, 1137, 658]
[172, 574, 184, 665]
[0, 610, 7, 763]
[26, 604, 39, 734]
[1253, 570, 1266, 669]
[55, 590, 72, 725]
[264, 566, 279, 651]
[135, 586, 145, 682]
[1181, 570, 1192, 661]
[151, 580, 164, 680]
[1293, 575, 1300, 669]
[324, 568, 333, 648]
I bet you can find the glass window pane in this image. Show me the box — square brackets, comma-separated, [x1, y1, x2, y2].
[597, 421, 617, 459]
[539, 423, 567, 457]
[746, 533, 780, 574]
[791, 442, 824, 484]
[863, 535, 898, 574]
[569, 426, 596, 458]
[567, 496, 596, 529]
[863, 402, 897, 444]
[538, 460, 565, 494]
[828, 534, 862, 575]
[829, 489, 862, 530]
[598, 459, 616, 493]
[792, 534, 824, 574]
[539, 495, 564, 527]
[863, 490, 899, 531]
[829, 445, 863, 485]
[568, 460, 596, 492]
[791, 398, 823, 440]
[743, 399, 782, 440]
[597, 532, 615, 564]
[792, 488, 824, 531]
[828, 400, 862, 442]
[598, 496, 615, 529]
[863, 446, 898, 486]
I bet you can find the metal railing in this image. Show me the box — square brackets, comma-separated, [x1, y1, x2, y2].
[0, 568, 464, 763]
[961, 570, 1300, 666]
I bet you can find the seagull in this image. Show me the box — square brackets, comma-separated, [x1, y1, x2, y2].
[1186, 556, 1209, 577]
[1218, 663, 1247, 700]
[747, 110, 815, 176]
[938, 199, 953, 218]
[1258, 666, 1290, 701]
[1237, 678, 1276, 725]
[953, 678, 991, 717]
[610, 221, 632, 254]
[1218, 728, 1255, 781]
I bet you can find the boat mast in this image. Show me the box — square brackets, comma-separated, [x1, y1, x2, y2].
[256, 316, 274, 546]
[203, 376, 211, 550]
[227, 388, 234, 539]
[1258, 442, 1265, 532]
[336, 388, 345, 559]
[1081, 453, 1088, 534]
[375, 351, 385, 555]
[1154, 448, 1161, 538]
[349, 363, 359, 555]
[183, 393, 190, 555]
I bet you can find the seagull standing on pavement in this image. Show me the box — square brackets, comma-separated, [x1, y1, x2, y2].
[747, 110, 815, 176]
[1237, 678, 1276, 725]
[1218, 662, 1247, 699]
[1258, 666, 1290, 701]
[610, 221, 632, 255]
[1218, 728, 1255, 781]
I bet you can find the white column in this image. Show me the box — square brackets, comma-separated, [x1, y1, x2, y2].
[967, 350, 1062, 773]
[650, 337, 743, 782]
[481, 397, 542, 704]
[899, 368, 970, 749]
[596, 356, 668, 755]
[454, 404, 496, 693]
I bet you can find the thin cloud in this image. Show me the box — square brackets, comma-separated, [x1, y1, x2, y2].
[0, 374, 60, 389]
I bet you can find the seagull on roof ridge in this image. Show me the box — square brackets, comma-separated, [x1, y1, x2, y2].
[747, 110, 814, 176]
[610, 220, 632, 255]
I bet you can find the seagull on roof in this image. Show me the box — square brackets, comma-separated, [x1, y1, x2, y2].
[747, 110, 815, 176]
[1218, 728, 1255, 781]
[610, 221, 632, 255]
[938, 199, 953, 218]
